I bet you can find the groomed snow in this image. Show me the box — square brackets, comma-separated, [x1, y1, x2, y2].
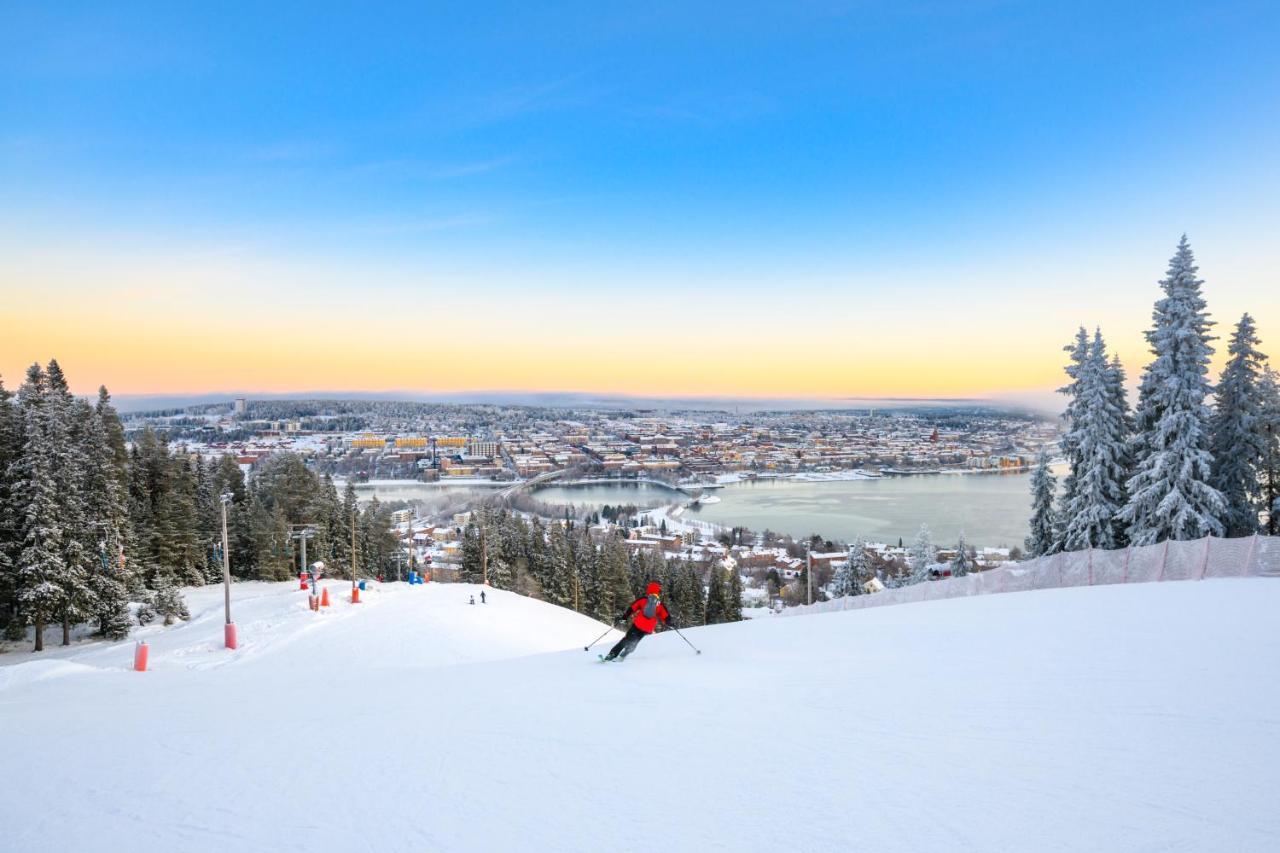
[2, 579, 1278, 851]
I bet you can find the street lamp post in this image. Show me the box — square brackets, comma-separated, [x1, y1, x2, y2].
[220, 493, 237, 649]
[806, 542, 813, 606]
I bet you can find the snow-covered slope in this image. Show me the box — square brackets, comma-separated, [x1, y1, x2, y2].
[2, 579, 1278, 852]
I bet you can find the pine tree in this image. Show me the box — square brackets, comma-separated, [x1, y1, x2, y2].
[460, 522, 485, 584]
[1025, 451, 1057, 558]
[1209, 314, 1268, 536]
[1120, 237, 1225, 544]
[1061, 331, 1129, 551]
[597, 534, 632, 623]
[906, 523, 935, 585]
[0, 375, 23, 639]
[832, 537, 869, 596]
[153, 573, 189, 625]
[12, 365, 68, 651]
[156, 455, 203, 586]
[679, 563, 706, 627]
[1259, 367, 1280, 535]
[545, 522, 573, 608]
[950, 531, 973, 577]
[81, 394, 131, 639]
[1055, 327, 1091, 549]
[526, 517, 551, 594]
[704, 565, 730, 624]
[195, 457, 222, 583]
[726, 563, 744, 621]
[46, 363, 93, 645]
[1105, 355, 1136, 512]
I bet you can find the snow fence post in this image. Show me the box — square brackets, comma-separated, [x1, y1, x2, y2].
[1087, 547, 1094, 586]
[1156, 539, 1171, 583]
[1198, 536, 1213, 580]
[1244, 534, 1260, 578]
[133, 641, 148, 672]
[1122, 545, 1132, 584]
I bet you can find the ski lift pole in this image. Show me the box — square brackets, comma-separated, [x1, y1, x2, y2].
[220, 493, 237, 648]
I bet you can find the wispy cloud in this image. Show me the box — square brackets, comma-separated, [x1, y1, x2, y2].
[627, 91, 778, 126]
[340, 155, 519, 182]
[342, 214, 496, 237]
[243, 140, 341, 163]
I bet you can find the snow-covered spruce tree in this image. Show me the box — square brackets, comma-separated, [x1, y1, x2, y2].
[12, 365, 68, 651]
[1209, 314, 1268, 536]
[153, 573, 189, 626]
[1120, 236, 1225, 544]
[597, 535, 631, 622]
[726, 564, 743, 621]
[678, 562, 706, 627]
[1259, 366, 1280, 535]
[1061, 331, 1129, 551]
[1054, 327, 1092, 549]
[704, 565, 730, 624]
[950, 531, 973, 577]
[0, 375, 23, 640]
[1025, 452, 1058, 558]
[907, 523, 936, 585]
[80, 397, 132, 639]
[134, 593, 156, 626]
[832, 537, 869, 597]
[545, 522, 573, 609]
[46, 362, 94, 646]
[1105, 354, 1136, 495]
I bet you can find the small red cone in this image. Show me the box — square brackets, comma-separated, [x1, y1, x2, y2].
[320, 587, 331, 607]
[133, 641, 149, 672]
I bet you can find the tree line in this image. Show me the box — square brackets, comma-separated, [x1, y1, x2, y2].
[0, 361, 400, 651]
[457, 506, 743, 626]
[1026, 236, 1279, 557]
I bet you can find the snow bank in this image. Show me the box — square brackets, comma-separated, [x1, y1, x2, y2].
[0, 658, 103, 692]
[1, 579, 1278, 852]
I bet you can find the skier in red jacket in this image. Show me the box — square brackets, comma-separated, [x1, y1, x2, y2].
[603, 582, 674, 661]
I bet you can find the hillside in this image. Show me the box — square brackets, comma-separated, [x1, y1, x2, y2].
[1, 578, 1278, 852]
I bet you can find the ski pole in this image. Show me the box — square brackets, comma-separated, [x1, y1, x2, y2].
[584, 626, 613, 652]
[667, 624, 702, 655]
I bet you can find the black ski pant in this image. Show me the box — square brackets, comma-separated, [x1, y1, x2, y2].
[606, 625, 648, 660]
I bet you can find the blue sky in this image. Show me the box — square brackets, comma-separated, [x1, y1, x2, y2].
[2, 1, 1278, 402]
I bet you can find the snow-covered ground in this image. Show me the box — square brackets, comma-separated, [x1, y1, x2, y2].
[2, 579, 1278, 852]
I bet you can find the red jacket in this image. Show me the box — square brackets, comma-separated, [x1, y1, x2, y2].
[624, 594, 671, 634]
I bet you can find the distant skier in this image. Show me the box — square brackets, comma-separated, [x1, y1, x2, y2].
[480, 590, 487, 604]
[469, 595, 475, 605]
[603, 582, 674, 662]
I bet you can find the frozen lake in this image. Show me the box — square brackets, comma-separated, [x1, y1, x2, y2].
[354, 471, 1049, 549]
